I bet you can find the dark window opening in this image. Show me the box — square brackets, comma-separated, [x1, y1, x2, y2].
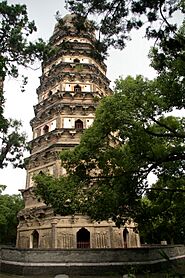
[32, 230, 39, 248]
[77, 227, 90, 248]
[74, 84, 81, 93]
[75, 119, 83, 130]
[43, 125, 49, 134]
[74, 58, 80, 63]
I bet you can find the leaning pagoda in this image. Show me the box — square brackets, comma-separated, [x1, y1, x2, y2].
[16, 14, 140, 249]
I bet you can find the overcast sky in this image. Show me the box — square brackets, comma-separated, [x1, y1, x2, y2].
[1, 0, 158, 195]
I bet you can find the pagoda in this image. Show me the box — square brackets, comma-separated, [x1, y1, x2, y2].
[17, 14, 140, 249]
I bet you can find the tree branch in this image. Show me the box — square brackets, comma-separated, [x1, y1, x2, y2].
[149, 116, 185, 139]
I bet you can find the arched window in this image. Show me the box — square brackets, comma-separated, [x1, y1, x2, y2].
[73, 58, 80, 63]
[48, 91, 52, 97]
[74, 84, 81, 93]
[43, 124, 49, 134]
[32, 230, 39, 248]
[77, 228, 90, 248]
[75, 119, 83, 130]
[123, 228, 128, 248]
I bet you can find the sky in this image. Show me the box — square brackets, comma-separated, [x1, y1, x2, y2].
[0, 0, 157, 195]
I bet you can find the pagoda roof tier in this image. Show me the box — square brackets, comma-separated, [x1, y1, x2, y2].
[26, 143, 77, 170]
[36, 72, 110, 96]
[49, 30, 96, 47]
[30, 103, 97, 128]
[34, 91, 104, 116]
[40, 62, 108, 87]
[17, 202, 51, 222]
[49, 14, 96, 45]
[26, 143, 78, 171]
[43, 43, 107, 72]
[29, 129, 83, 155]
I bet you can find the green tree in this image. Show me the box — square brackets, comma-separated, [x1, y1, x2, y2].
[138, 177, 185, 244]
[0, 1, 52, 168]
[0, 185, 24, 245]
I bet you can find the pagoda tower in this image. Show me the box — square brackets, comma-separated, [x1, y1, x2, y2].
[17, 14, 140, 249]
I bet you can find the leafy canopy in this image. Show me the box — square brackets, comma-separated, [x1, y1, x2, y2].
[66, 0, 184, 51]
[0, 185, 24, 245]
[0, 0, 52, 79]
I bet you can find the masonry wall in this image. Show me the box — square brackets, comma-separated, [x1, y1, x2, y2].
[1, 245, 185, 276]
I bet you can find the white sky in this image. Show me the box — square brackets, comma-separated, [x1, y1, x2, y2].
[1, 0, 157, 195]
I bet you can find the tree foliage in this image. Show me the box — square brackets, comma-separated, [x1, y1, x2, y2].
[0, 119, 27, 168]
[0, 1, 52, 168]
[138, 180, 185, 244]
[0, 185, 24, 245]
[66, 0, 184, 51]
[0, 0, 51, 79]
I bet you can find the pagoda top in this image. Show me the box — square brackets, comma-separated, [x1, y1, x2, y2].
[51, 13, 96, 41]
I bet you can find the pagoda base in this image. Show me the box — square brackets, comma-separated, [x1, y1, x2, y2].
[17, 206, 140, 249]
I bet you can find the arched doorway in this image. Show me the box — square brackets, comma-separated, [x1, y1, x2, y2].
[77, 228, 90, 248]
[75, 119, 83, 130]
[123, 228, 128, 248]
[32, 230, 39, 248]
